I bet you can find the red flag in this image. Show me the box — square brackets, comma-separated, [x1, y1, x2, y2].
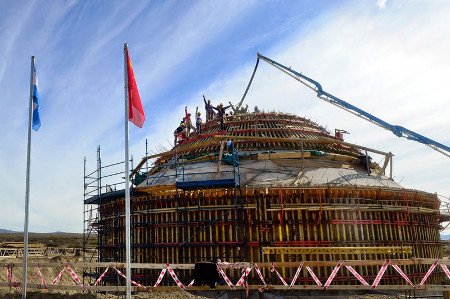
[126, 47, 145, 128]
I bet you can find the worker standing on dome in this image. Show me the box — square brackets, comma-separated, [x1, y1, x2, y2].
[184, 106, 196, 138]
[213, 103, 231, 131]
[196, 111, 202, 135]
[226, 139, 233, 154]
[335, 129, 349, 141]
[173, 121, 185, 146]
[203, 95, 215, 122]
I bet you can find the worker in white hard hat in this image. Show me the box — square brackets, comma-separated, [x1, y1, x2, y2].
[196, 111, 202, 135]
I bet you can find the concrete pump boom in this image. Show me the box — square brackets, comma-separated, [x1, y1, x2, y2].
[244, 53, 449, 158]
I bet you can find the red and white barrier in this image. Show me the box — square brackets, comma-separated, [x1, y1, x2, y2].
[372, 260, 390, 288]
[392, 264, 413, 286]
[345, 265, 369, 286]
[323, 261, 343, 289]
[3, 258, 450, 292]
[270, 263, 288, 286]
[51, 267, 66, 285]
[149, 263, 195, 290]
[66, 266, 85, 289]
[142, 258, 446, 290]
[290, 262, 303, 288]
[235, 267, 251, 287]
[419, 259, 439, 288]
[306, 266, 322, 287]
[441, 264, 450, 280]
[36, 266, 47, 288]
[6, 265, 19, 290]
[217, 265, 235, 287]
[112, 266, 146, 288]
[253, 263, 267, 292]
[166, 264, 195, 290]
[50, 266, 85, 289]
[153, 267, 168, 287]
[217, 262, 253, 289]
[253, 263, 267, 287]
[94, 267, 110, 286]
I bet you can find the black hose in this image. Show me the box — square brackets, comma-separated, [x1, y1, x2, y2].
[239, 56, 260, 105]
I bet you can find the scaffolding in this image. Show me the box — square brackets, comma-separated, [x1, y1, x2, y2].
[83, 146, 134, 284]
[83, 143, 243, 286]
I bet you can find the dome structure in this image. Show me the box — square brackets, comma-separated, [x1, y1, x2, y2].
[140, 112, 400, 189]
[86, 111, 443, 286]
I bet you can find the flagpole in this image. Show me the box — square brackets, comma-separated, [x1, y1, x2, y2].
[22, 56, 35, 299]
[123, 43, 132, 299]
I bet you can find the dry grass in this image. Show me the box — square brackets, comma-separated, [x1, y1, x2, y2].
[0, 232, 96, 248]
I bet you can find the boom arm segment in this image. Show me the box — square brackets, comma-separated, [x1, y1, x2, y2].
[255, 53, 450, 158]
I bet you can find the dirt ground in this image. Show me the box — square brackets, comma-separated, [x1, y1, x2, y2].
[0, 290, 205, 299]
[0, 290, 405, 299]
[349, 295, 400, 299]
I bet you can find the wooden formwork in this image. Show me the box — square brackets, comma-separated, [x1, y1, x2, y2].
[131, 112, 367, 176]
[97, 185, 443, 286]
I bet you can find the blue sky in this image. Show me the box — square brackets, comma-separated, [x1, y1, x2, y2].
[0, 0, 449, 232]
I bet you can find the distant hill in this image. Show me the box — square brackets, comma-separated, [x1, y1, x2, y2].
[0, 229, 83, 234]
[0, 229, 17, 234]
[441, 234, 450, 241]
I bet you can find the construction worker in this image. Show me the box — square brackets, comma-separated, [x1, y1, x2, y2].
[335, 129, 349, 141]
[212, 103, 231, 131]
[203, 95, 215, 122]
[229, 101, 249, 114]
[196, 111, 202, 135]
[226, 139, 233, 154]
[173, 122, 185, 146]
[184, 106, 196, 138]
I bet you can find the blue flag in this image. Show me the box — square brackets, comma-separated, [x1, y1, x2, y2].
[32, 64, 41, 131]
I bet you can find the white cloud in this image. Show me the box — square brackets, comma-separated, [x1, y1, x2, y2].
[376, 0, 388, 9]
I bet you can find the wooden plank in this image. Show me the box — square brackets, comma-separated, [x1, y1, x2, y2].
[266, 204, 438, 214]
[262, 246, 412, 255]
[257, 151, 311, 160]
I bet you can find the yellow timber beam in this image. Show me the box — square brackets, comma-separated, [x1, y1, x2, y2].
[262, 246, 412, 255]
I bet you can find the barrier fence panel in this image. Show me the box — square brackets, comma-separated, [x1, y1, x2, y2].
[2, 259, 450, 293]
